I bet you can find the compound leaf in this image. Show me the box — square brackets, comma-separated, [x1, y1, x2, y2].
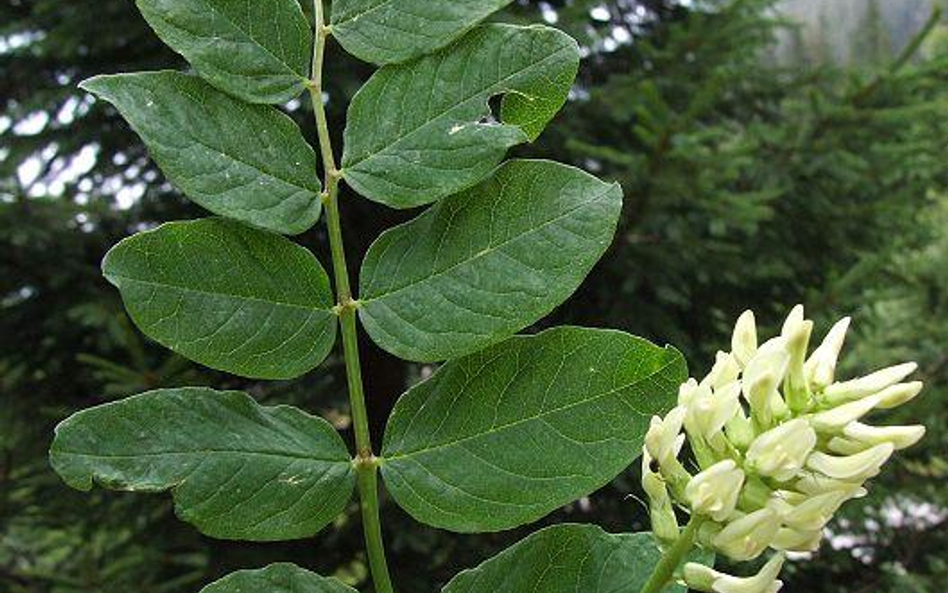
[443, 524, 711, 593]
[359, 160, 622, 363]
[331, 0, 513, 65]
[81, 72, 322, 235]
[103, 218, 336, 380]
[342, 24, 579, 208]
[380, 327, 686, 532]
[50, 388, 355, 541]
[136, 0, 312, 103]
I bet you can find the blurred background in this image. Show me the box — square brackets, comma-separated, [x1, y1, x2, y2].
[2, 0, 947, 591]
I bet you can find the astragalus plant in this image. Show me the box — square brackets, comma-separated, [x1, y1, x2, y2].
[47, 2, 925, 593]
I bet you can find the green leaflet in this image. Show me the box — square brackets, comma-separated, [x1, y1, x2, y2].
[380, 327, 686, 533]
[342, 24, 579, 208]
[50, 388, 355, 541]
[442, 524, 712, 593]
[135, 0, 312, 104]
[200, 564, 358, 593]
[331, 0, 514, 65]
[81, 72, 322, 235]
[103, 218, 336, 380]
[359, 160, 622, 363]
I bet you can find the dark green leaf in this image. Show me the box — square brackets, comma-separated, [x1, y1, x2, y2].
[200, 564, 358, 593]
[331, 0, 513, 65]
[443, 524, 711, 593]
[342, 25, 579, 208]
[359, 160, 622, 363]
[103, 218, 336, 380]
[135, 0, 312, 103]
[50, 388, 355, 541]
[81, 72, 322, 234]
[381, 327, 685, 532]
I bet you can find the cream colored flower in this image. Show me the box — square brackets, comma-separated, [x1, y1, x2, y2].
[686, 460, 745, 521]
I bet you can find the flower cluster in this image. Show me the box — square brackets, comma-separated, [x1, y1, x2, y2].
[642, 306, 925, 593]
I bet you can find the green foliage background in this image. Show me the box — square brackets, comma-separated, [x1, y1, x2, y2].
[2, 0, 947, 591]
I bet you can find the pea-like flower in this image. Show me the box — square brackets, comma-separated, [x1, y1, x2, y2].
[641, 305, 925, 590]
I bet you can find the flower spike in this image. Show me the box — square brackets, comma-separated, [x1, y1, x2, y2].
[642, 306, 925, 585]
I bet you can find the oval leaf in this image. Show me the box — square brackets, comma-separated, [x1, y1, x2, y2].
[50, 388, 355, 541]
[443, 525, 710, 593]
[359, 160, 622, 363]
[81, 72, 322, 235]
[201, 564, 358, 593]
[136, 0, 312, 103]
[331, 0, 513, 65]
[380, 327, 686, 532]
[103, 218, 336, 380]
[342, 24, 579, 208]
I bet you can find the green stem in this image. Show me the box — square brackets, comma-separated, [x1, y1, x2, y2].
[308, 2, 394, 592]
[638, 515, 705, 593]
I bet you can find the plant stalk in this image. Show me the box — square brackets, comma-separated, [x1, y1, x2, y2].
[308, 2, 394, 592]
[638, 514, 705, 593]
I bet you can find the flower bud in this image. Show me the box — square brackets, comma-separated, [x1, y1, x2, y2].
[794, 472, 866, 497]
[642, 450, 680, 544]
[686, 459, 745, 521]
[823, 362, 918, 404]
[725, 409, 756, 450]
[808, 393, 884, 432]
[779, 489, 855, 531]
[806, 443, 894, 481]
[732, 310, 758, 367]
[745, 419, 817, 481]
[780, 306, 813, 412]
[686, 381, 742, 441]
[702, 351, 742, 389]
[713, 508, 780, 561]
[841, 422, 926, 450]
[686, 553, 786, 593]
[711, 552, 785, 593]
[742, 343, 790, 427]
[679, 378, 700, 407]
[771, 527, 822, 552]
[645, 407, 686, 465]
[804, 317, 850, 390]
[683, 563, 719, 592]
[874, 381, 923, 409]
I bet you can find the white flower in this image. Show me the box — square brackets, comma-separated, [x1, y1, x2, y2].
[829, 423, 926, 454]
[731, 310, 758, 367]
[641, 450, 679, 544]
[806, 443, 895, 481]
[780, 305, 813, 411]
[685, 381, 742, 440]
[823, 362, 918, 403]
[712, 552, 785, 593]
[771, 526, 822, 552]
[841, 422, 926, 450]
[684, 553, 786, 593]
[686, 459, 745, 521]
[804, 316, 850, 390]
[742, 342, 790, 427]
[712, 508, 780, 561]
[702, 351, 742, 389]
[645, 406, 686, 465]
[745, 419, 817, 481]
[778, 489, 857, 531]
[808, 393, 885, 432]
[794, 472, 867, 497]
[875, 381, 924, 409]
